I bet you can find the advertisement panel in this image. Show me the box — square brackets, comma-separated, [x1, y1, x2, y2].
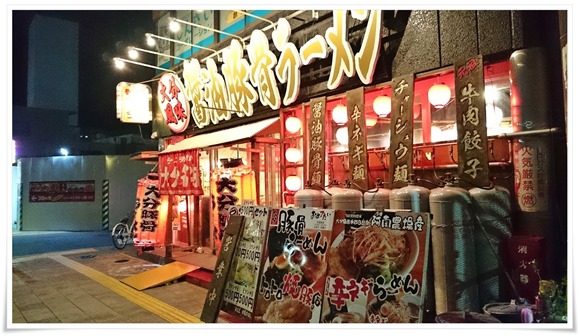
[29, 180, 95, 202]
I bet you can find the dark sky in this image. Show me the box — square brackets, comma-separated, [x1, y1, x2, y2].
[12, 10, 157, 136]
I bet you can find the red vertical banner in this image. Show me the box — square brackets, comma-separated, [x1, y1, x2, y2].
[158, 148, 204, 196]
[134, 174, 169, 248]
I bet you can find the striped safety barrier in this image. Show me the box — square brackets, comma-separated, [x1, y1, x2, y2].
[102, 179, 109, 230]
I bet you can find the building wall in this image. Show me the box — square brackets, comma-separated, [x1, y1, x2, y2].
[27, 14, 79, 113]
[19, 155, 151, 231]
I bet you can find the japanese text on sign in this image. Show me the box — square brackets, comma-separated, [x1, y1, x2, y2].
[170, 10, 382, 131]
[389, 74, 415, 188]
[455, 55, 489, 186]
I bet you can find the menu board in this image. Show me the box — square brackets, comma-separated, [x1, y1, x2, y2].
[255, 207, 336, 323]
[321, 210, 430, 323]
[221, 205, 271, 321]
[308, 97, 326, 188]
[389, 74, 415, 189]
[346, 87, 369, 191]
[455, 55, 490, 187]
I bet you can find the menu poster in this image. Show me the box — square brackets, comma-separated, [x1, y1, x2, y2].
[255, 207, 335, 323]
[321, 210, 430, 323]
[221, 206, 271, 321]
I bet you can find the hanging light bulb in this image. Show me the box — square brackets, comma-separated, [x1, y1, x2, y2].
[428, 82, 451, 108]
[285, 148, 301, 163]
[285, 116, 302, 134]
[373, 96, 391, 118]
[285, 175, 302, 191]
[365, 113, 378, 127]
[332, 104, 348, 125]
[336, 127, 349, 146]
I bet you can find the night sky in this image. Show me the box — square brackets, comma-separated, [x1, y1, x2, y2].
[12, 10, 157, 136]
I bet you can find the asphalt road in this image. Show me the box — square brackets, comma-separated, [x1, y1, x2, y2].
[12, 230, 115, 257]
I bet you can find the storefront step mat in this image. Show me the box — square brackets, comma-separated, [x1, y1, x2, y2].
[120, 261, 199, 290]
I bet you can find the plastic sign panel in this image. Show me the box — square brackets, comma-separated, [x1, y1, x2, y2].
[157, 72, 191, 133]
[116, 82, 152, 124]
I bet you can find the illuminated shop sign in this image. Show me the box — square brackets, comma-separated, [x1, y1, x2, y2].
[116, 82, 153, 124]
[159, 10, 382, 133]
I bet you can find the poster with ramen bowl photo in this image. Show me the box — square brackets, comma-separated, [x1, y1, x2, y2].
[254, 207, 336, 323]
[321, 210, 431, 323]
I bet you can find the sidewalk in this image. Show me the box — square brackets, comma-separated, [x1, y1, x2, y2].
[11, 246, 209, 325]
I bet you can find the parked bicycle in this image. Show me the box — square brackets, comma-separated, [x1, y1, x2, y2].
[111, 211, 136, 249]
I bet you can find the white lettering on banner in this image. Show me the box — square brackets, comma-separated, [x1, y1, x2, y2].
[158, 148, 204, 195]
[170, 10, 382, 131]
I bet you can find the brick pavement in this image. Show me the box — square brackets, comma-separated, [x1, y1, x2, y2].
[11, 247, 208, 325]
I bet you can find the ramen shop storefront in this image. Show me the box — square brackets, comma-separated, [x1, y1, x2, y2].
[158, 115, 281, 255]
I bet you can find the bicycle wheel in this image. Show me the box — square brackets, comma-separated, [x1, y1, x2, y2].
[112, 223, 129, 249]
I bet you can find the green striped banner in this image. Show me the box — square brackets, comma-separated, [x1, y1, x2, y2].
[102, 179, 109, 230]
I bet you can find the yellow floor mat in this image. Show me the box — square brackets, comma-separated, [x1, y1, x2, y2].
[121, 261, 200, 291]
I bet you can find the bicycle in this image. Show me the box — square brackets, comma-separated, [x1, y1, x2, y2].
[111, 211, 136, 249]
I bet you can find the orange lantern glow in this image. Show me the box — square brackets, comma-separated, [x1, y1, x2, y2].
[365, 113, 378, 127]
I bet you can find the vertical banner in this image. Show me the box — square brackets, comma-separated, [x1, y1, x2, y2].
[513, 139, 549, 212]
[221, 206, 271, 321]
[211, 166, 257, 252]
[322, 210, 430, 323]
[158, 148, 204, 196]
[255, 207, 336, 323]
[200, 215, 246, 323]
[134, 174, 169, 248]
[389, 74, 415, 189]
[455, 55, 490, 187]
[346, 87, 369, 191]
[308, 97, 326, 188]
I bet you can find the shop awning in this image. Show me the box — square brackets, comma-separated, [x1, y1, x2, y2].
[161, 117, 279, 154]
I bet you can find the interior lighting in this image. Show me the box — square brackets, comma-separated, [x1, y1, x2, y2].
[365, 113, 378, 127]
[285, 175, 302, 192]
[428, 83, 452, 108]
[178, 199, 187, 212]
[285, 148, 302, 163]
[332, 104, 348, 125]
[336, 126, 349, 146]
[485, 86, 500, 103]
[285, 116, 302, 134]
[373, 95, 391, 118]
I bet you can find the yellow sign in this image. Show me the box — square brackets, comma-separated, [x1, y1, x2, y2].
[174, 10, 383, 132]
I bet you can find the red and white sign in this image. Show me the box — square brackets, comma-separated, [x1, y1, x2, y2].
[29, 180, 95, 202]
[158, 72, 190, 133]
[158, 148, 204, 196]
